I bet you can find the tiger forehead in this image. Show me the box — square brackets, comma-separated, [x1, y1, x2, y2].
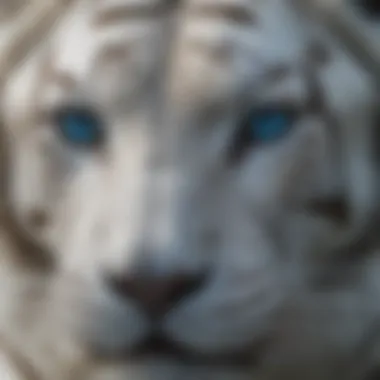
[92, 0, 259, 25]
[54, 0, 263, 69]
[45, 0, 318, 110]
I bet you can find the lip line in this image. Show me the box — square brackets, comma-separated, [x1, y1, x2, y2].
[126, 336, 255, 368]
[90, 333, 263, 369]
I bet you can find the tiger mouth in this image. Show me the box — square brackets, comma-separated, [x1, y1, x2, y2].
[135, 336, 254, 367]
[97, 333, 260, 368]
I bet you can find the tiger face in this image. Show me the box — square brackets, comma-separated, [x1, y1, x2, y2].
[1, 0, 380, 379]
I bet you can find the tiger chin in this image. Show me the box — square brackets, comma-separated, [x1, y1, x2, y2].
[1, 0, 380, 379]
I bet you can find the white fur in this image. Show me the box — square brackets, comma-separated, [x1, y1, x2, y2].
[1, 0, 380, 379]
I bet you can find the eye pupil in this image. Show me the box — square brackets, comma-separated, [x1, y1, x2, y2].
[54, 106, 104, 147]
[64, 114, 95, 142]
[250, 110, 292, 142]
[228, 106, 296, 164]
[251, 112, 289, 141]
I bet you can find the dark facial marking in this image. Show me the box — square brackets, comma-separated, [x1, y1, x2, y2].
[306, 41, 331, 68]
[355, 0, 380, 19]
[306, 196, 349, 226]
[188, 39, 233, 66]
[93, 3, 165, 27]
[95, 44, 131, 67]
[27, 209, 50, 229]
[190, 3, 258, 25]
[264, 65, 292, 84]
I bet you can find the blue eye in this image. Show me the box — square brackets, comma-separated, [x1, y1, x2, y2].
[228, 106, 297, 164]
[249, 110, 293, 142]
[54, 106, 104, 147]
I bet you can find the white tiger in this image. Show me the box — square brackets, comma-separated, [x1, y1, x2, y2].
[1, 0, 380, 379]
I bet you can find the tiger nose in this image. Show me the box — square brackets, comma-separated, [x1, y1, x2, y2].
[105, 271, 207, 317]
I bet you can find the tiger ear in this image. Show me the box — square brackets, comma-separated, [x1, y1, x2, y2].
[0, 0, 75, 89]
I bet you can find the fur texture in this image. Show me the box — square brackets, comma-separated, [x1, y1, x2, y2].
[1, 0, 380, 379]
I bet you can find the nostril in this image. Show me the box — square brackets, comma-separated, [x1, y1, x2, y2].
[306, 196, 349, 225]
[168, 274, 207, 306]
[105, 271, 208, 317]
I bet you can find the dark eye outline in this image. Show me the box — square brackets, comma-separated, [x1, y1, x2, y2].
[51, 104, 106, 149]
[228, 104, 299, 164]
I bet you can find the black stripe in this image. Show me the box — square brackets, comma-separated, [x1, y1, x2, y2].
[189, 3, 257, 25]
[93, 4, 165, 26]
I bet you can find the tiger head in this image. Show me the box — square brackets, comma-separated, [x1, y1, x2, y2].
[1, 0, 380, 379]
